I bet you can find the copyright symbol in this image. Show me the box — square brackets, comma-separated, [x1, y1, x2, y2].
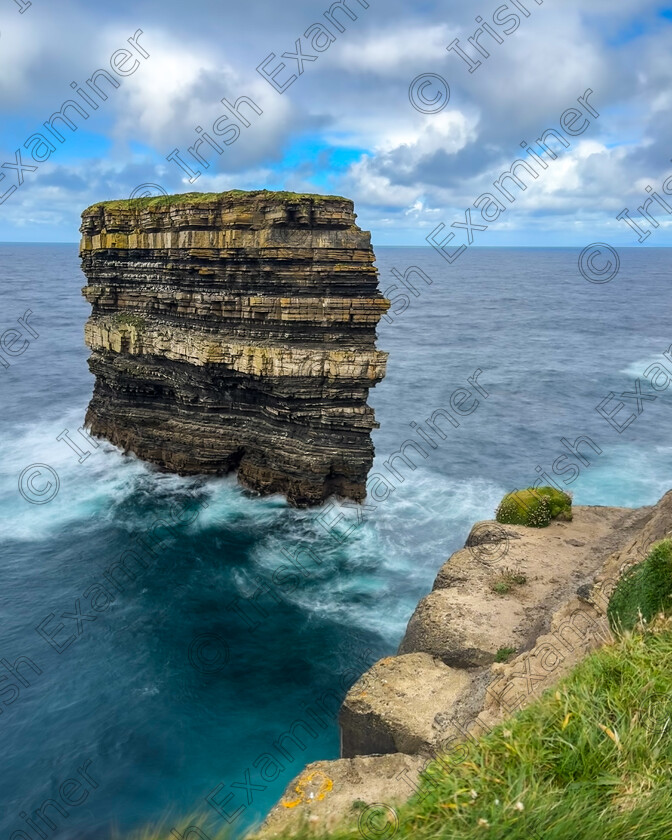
[358, 804, 398, 840]
[578, 243, 620, 284]
[466, 523, 510, 565]
[188, 633, 230, 673]
[129, 183, 168, 199]
[409, 74, 450, 114]
[19, 464, 60, 505]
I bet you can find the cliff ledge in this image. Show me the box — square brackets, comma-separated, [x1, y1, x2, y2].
[255, 491, 672, 836]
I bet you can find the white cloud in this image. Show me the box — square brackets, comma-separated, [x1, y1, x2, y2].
[3, 0, 672, 244]
[336, 24, 454, 74]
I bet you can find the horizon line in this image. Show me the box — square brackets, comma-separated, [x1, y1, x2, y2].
[2, 242, 672, 248]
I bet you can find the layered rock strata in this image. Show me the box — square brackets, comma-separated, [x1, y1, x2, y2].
[80, 191, 389, 505]
[256, 492, 672, 837]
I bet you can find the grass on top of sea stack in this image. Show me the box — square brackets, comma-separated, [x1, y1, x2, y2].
[85, 190, 350, 213]
[130, 623, 672, 840]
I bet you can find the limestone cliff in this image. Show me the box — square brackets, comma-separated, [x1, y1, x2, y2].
[79, 190, 389, 506]
[255, 491, 672, 837]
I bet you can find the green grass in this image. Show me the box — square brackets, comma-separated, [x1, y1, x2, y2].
[496, 486, 572, 528]
[127, 625, 672, 840]
[491, 567, 528, 596]
[608, 540, 672, 632]
[111, 312, 147, 330]
[84, 190, 349, 213]
[494, 646, 517, 663]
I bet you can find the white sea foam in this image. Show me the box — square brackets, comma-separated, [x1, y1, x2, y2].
[620, 354, 671, 378]
[0, 410, 150, 541]
[236, 466, 508, 644]
[0, 401, 292, 542]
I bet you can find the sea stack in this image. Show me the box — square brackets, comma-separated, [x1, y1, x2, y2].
[79, 190, 389, 506]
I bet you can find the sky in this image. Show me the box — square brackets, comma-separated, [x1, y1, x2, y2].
[1, 0, 672, 245]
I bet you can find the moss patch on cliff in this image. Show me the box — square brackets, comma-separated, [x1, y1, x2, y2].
[111, 312, 147, 330]
[494, 645, 517, 662]
[607, 539, 672, 632]
[496, 486, 572, 528]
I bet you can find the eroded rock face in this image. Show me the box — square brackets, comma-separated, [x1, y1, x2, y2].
[398, 506, 647, 669]
[254, 493, 672, 836]
[79, 190, 389, 506]
[339, 653, 474, 757]
[253, 754, 425, 838]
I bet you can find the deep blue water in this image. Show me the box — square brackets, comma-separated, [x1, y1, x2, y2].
[1, 244, 671, 839]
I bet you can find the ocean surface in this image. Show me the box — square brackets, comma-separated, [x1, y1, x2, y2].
[1, 244, 671, 839]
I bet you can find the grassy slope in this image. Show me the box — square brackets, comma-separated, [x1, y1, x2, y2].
[608, 540, 672, 632]
[386, 625, 672, 840]
[133, 625, 672, 840]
